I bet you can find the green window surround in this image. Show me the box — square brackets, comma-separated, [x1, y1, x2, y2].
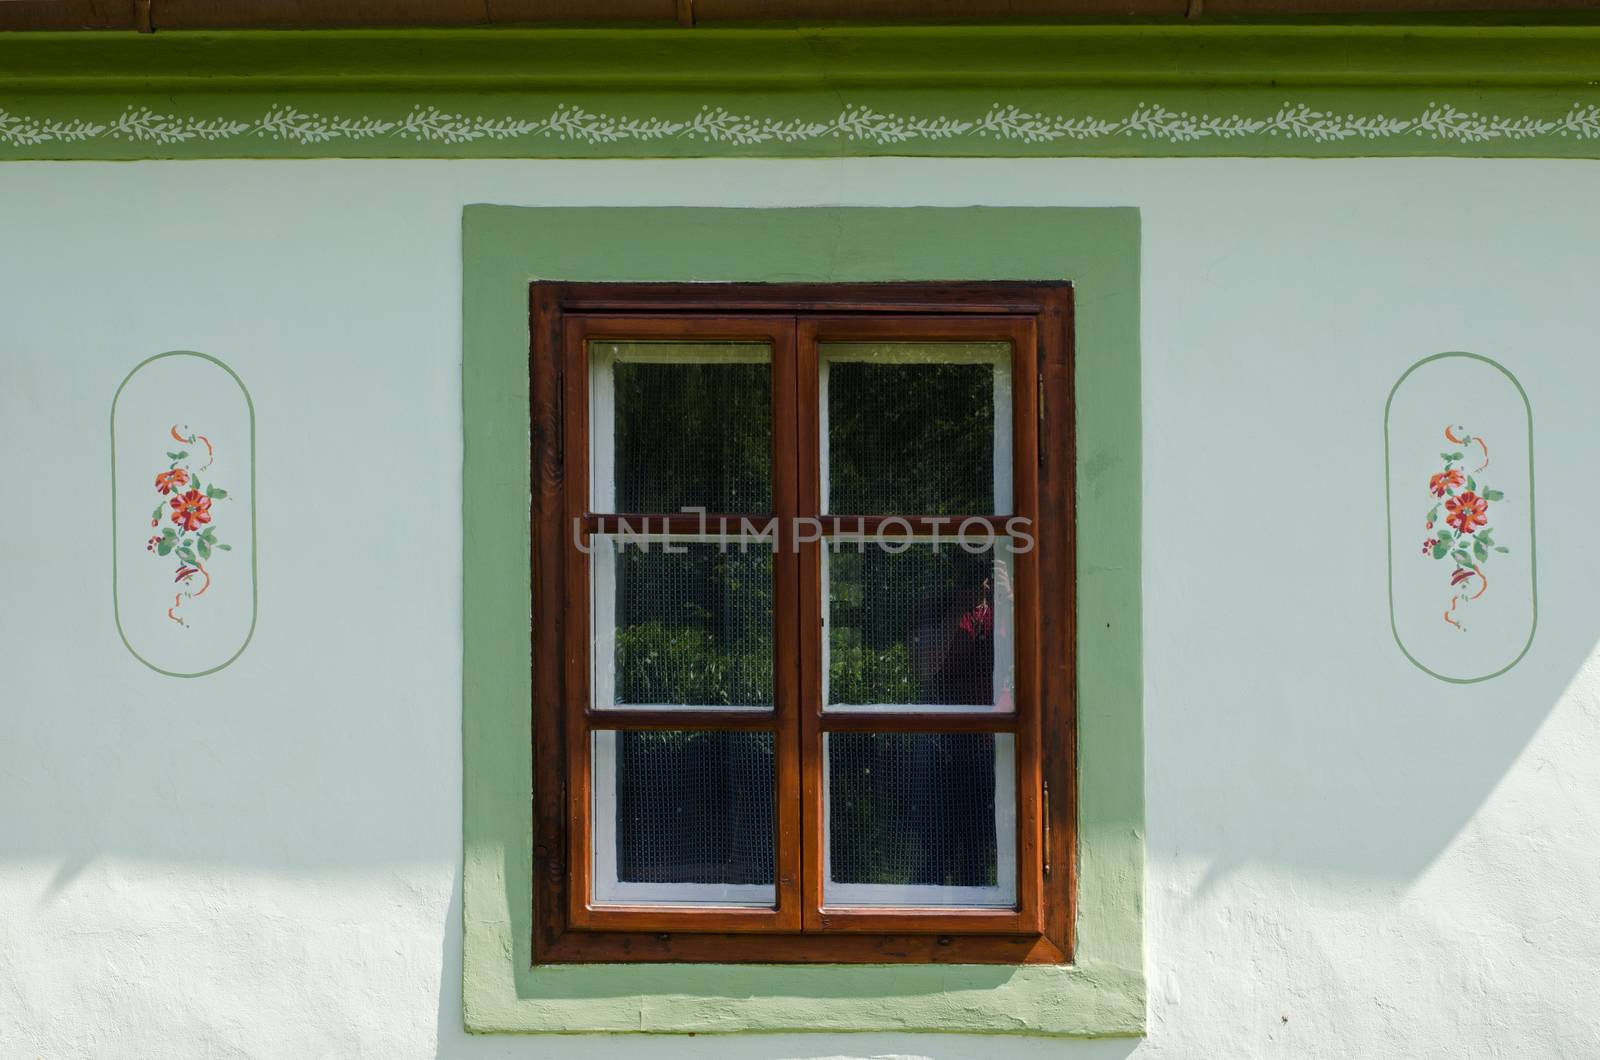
[461, 206, 1144, 1035]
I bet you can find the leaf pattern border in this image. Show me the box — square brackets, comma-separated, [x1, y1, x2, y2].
[5, 100, 1600, 149]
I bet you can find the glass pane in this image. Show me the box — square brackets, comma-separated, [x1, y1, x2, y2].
[825, 540, 1015, 713]
[825, 732, 1016, 908]
[593, 341, 771, 514]
[822, 341, 1011, 515]
[594, 535, 774, 710]
[593, 730, 775, 906]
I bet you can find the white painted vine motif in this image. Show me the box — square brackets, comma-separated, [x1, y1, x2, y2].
[5, 100, 1600, 149]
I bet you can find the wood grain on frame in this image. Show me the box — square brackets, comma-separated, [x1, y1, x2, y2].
[530, 282, 1075, 964]
[560, 312, 801, 935]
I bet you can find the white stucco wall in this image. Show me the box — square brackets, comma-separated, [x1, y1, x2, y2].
[3, 158, 1598, 1059]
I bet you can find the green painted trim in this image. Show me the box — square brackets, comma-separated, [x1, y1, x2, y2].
[461, 207, 1144, 1035]
[7, 25, 1600, 157]
[1383, 351, 1537, 684]
[110, 350, 258, 679]
[12, 25, 1600, 89]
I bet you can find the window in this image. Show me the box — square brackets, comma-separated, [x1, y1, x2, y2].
[531, 282, 1074, 964]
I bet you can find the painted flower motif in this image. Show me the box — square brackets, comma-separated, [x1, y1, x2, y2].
[1421, 537, 1439, 556]
[170, 489, 212, 532]
[1429, 468, 1464, 498]
[146, 426, 230, 629]
[1445, 491, 1488, 535]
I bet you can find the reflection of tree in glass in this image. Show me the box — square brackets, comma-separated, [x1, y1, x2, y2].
[829, 548, 994, 706]
[614, 545, 773, 707]
[828, 360, 993, 515]
[614, 360, 771, 513]
[828, 547, 1000, 890]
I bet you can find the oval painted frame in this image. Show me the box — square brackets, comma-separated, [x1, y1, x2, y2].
[1384, 351, 1537, 684]
[111, 351, 258, 678]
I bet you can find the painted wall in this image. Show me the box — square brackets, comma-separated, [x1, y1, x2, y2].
[2, 157, 1598, 1058]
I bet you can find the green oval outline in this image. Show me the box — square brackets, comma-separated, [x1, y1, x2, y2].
[1383, 351, 1537, 684]
[111, 350, 258, 678]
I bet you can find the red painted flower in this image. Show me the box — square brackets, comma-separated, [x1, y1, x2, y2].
[1421, 537, 1439, 556]
[1445, 491, 1488, 535]
[1429, 468, 1464, 498]
[155, 468, 190, 495]
[169, 489, 212, 532]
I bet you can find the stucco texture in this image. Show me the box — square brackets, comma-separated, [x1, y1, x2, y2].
[2, 157, 1599, 1058]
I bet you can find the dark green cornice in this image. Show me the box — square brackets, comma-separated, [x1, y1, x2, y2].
[4, 24, 1600, 157]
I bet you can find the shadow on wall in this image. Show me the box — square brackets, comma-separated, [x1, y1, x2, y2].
[1142, 337, 1583, 895]
[428, 872, 1143, 1060]
[8, 342, 1586, 995]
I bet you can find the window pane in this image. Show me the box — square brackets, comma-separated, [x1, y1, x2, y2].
[593, 341, 771, 514]
[822, 341, 1011, 515]
[593, 535, 774, 710]
[824, 732, 1016, 908]
[593, 730, 775, 906]
[825, 539, 1015, 713]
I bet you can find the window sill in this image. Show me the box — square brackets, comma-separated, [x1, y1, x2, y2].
[463, 956, 1144, 1035]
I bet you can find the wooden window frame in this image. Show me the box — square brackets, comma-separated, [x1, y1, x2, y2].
[531, 282, 1076, 965]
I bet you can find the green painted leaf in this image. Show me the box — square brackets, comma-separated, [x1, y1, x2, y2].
[1495, 546, 1510, 553]
[177, 547, 197, 565]
[216, 543, 232, 551]
[1484, 488, 1505, 501]
[166, 451, 180, 460]
[206, 486, 228, 500]
[161, 526, 178, 539]
[1431, 542, 1449, 560]
[197, 537, 212, 560]
[1467, 476, 1477, 491]
[157, 539, 174, 556]
[191, 474, 201, 494]
[1474, 539, 1488, 561]
[1438, 529, 1455, 542]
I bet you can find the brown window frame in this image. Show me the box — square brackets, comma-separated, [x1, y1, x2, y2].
[530, 281, 1076, 965]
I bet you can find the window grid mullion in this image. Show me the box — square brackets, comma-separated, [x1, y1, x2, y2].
[534, 289, 1068, 961]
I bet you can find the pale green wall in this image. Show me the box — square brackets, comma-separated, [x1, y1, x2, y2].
[1, 156, 1597, 1058]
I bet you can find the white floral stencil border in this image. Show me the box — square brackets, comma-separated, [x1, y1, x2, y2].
[4, 100, 1600, 149]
